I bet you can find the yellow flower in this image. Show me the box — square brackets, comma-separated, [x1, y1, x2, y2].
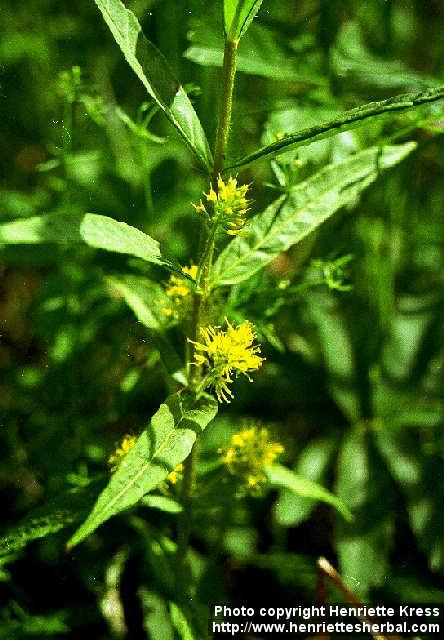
[192, 175, 250, 236]
[190, 319, 264, 403]
[163, 265, 198, 316]
[108, 434, 137, 473]
[167, 463, 184, 485]
[221, 425, 284, 491]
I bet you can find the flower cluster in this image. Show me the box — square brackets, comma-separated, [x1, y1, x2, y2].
[193, 175, 250, 236]
[221, 425, 284, 491]
[163, 264, 198, 317]
[191, 319, 264, 403]
[167, 463, 184, 485]
[108, 434, 137, 473]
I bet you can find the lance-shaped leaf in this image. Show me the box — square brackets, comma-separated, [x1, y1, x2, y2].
[0, 212, 168, 267]
[226, 86, 443, 169]
[108, 276, 170, 331]
[275, 438, 335, 527]
[266, 464, 352, 521]
[211, 142, 416, 286]
[0, 479, 105, 557]
[94, 0, 212, 171]
[108, 275, 185, 383]
[224, 0, 264, 41]
[68, 393, 218, 547]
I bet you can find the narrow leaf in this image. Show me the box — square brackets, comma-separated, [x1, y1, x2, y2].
[266, 463, 352, 521]
[0, 212, 167, 266]
[227, 86, 443, 169]
[108, 276, 170, 331]
[68, 393, 218, 547]
[224, 0, 264, 40]
[81, 213, 162, 262]
[275, 438, 335, 527]
[94, 0, 212, 170]
[185, 23, 325, 85]
[0, 480, 105, 557]
[108, 275, 185, 383]
[141, 495, 182, 514]
[212, 142, 416, 286]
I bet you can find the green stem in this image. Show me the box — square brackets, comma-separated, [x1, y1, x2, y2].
[175, 32, 239, 597]
[212, 38, 239, 186]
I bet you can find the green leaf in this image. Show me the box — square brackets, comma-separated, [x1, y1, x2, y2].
[336, 518, 394, 598]
[212, 142, 416, 286]
[226, 87, 444, 169]
[94, 0, 212, 171]
[0, 611, 70, 637]
[107, 275, 185, 383]
[0, 479, 105, 558]
[275, 439, 335, 527]
[81, 213, 162, 261]
[266, 463, 352, 521]
[332, 22, 441, 92]
[141, 495, 182, 514]
[374, 428, 444, 574]
[68, 393, 218, 547]
[335, 426, 368, 511]
[335, 426, 395, 595]
[307, 291, 360, 423]
[139, 589, 175, 640]
[224, 0, 264, 40]
[169, 603, 197, 640]
[108, 276, 169, 332]
[185, 24, 325, 85]
[0, 212, 168, 266]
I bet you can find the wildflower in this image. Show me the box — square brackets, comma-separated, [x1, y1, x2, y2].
[221, 425, 284, 491]
[190, 319, 264, 403]
[108, 434, 137, 473]
[167, 463, 184, 485]
[193, 175, 250, 236]
[163, 265, 198, 317]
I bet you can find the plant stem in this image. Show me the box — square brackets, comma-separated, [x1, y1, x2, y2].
[175, 32, 239, 597]
[212, 38, 239, 186]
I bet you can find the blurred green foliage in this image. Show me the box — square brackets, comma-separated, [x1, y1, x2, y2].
[0, 0, 443, 638]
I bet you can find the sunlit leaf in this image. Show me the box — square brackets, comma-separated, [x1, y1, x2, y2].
[227, 87, 443, 169]
[141, 495, 183, 514]
[169, 603, 197, 640]
[68, 393, 218, 547]
[212, 143, 416, 286]
[0, 212, 170, 267]
[94, 0, 212, 170]
[224, 0, 264, 40]
[266, 463, 352, 521]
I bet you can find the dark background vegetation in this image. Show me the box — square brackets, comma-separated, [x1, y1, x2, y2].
[0, 0, 443, 637]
